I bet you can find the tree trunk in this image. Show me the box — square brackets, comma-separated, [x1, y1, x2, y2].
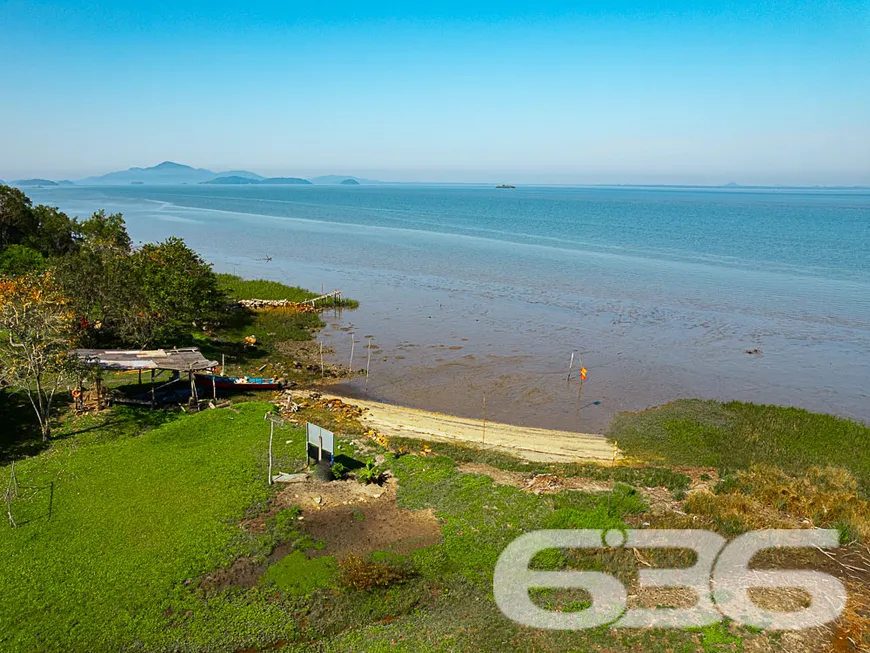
[35, 377, 50, 441]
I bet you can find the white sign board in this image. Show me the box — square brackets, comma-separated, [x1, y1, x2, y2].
[306, 423, 335, 465]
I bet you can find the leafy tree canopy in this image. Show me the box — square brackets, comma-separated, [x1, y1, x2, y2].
[0, 185, 77, 257]
[77, 209, 131, 252]
[0, 245, 47, 276]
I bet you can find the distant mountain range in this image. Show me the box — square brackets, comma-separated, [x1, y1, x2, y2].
[71, 162, 380, 186]
[11, 178, 76, 187]
[202, 175, 311, 185]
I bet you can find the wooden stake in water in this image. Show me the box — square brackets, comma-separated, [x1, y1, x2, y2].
[482, 392, 487, 444]
[349, 334, 355, 371]
[567, 351, 575, 381]
[365, 339, 372, 389]
[319, 341, 324, 378]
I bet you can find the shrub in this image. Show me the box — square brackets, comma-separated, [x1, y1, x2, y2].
[331, 461, 348, 480]
[338, 554, 411, 591]
[355, 458, 384, 485]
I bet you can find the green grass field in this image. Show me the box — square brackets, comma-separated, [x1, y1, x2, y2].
[0, 402, 310, 651]
[608, 399, 870, 485]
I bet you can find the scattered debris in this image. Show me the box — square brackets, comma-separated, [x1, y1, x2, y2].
[524, 474, 564, 494]
[271, 472, 307, 484]
[745, 348, 762, 355]
[237, 299, 319, 312]
[365, 429, 389, 447]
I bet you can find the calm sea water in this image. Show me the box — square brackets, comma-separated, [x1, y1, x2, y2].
[25, 184, 870, 431]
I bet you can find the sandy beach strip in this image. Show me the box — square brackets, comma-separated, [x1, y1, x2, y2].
[321, 394, 614, 463]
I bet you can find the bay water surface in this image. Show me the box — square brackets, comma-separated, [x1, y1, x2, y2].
[25, 184, 870, 432]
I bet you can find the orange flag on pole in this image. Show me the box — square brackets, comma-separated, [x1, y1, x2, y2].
[580, 367, 588, 382]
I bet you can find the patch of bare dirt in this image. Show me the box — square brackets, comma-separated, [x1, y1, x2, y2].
[457, 462, 611, 494]
[640, 486, 685, 514]
[202, 476, 442, 592]
[278, 477, 443, 558]
[457, 462, 530, 487]
[200, 557, 264, 592]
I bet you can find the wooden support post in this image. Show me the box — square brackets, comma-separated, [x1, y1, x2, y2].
[5, 488, 15, 529]
[151, 369, 156, 407]
[482, 392, 487, 444]
[567, 351, 575, 382]
[212, 370, 217, 401]
[138, 369, 142, 385]
[5, 462, 17, 528]
[221, 354, 226, 376]
[365, 339, 372, 389]
[268, 420, 274, 485]
[349, 334, 355, 371]
[10, 461, 18, 500]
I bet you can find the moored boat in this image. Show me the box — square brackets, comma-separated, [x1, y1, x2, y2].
[194, 373, 284, 390]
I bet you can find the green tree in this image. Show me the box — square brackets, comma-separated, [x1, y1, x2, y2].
[0, 186, 78, 259]
[0, 272, 79, 440]
[76, 210, 131, 252]
[26, 204, 78, 256]
[0, 185, 36, 250]
[57, 234, 224, 348]
[125, 237, 223, 345]
[55, 244, 135, 346]
[0, 245, 47, 275]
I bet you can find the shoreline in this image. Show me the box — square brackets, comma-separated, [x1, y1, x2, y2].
[314, 392, 614, 463]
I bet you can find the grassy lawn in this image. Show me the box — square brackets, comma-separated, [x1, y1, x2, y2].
[0, 401, 310, 651]
[607, 399, 870, 484]
[3, 393, 854, 651]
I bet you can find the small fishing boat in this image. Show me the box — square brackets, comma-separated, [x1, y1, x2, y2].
[194, 373, 284, 390]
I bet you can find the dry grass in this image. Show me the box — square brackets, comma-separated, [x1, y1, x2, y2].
[828, 581, 870, 652]
[337, 554, 412, 591]
[687, 464, 870, 541]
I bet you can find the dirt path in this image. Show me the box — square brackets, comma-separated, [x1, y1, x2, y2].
[322, 394, 614, 463]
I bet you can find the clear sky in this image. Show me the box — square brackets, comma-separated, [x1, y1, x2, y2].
[2, 1, 869, 185]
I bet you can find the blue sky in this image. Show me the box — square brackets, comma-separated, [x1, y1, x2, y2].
[2, 1, 868, 184]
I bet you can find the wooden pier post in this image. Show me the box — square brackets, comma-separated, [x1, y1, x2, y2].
[482, 392, 487, 444]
